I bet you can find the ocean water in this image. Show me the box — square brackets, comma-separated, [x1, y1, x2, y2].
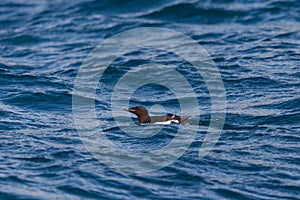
[1, 0, 300, 199]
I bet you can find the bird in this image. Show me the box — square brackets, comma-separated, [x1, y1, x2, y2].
[124, 106, 190, 124]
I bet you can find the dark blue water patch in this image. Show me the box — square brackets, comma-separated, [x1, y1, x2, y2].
[129, 83, 180, 107]
[213, 188, 256, 200]
[0, 71, 67, 90]
[251, 97, 300, 110]
[2, 90, 71, 112]
[97, 47, 209, 96]
[0, 69, 72, 112]
[0, 63, 34, 73]
[75, 0, 170, 15]
[56, 184, 102, 199]
[105, 124, 178, 153]
[240, 76, 282, 87]
[291, 72, 300, 78]
[254, 112, 300, 126]
[142, 3, 248, 24]
[0, 33, 45, 46]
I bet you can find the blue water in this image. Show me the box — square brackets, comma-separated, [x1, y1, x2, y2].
[1, 0, 300, 199]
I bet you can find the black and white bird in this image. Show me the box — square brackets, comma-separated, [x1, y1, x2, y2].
[124, 106, 190, 124]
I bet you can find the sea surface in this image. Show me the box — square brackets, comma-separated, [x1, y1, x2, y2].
[1, 0, 300, 199]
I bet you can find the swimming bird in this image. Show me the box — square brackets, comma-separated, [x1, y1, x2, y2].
[124, 106, 190, 124]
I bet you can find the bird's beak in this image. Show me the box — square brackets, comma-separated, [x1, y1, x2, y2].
[124, 108, 135, 112]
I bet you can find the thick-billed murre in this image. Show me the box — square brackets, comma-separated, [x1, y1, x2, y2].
[124, 106, 190, 124]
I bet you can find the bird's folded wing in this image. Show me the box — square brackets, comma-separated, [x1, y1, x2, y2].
[149, 115, 168, 123]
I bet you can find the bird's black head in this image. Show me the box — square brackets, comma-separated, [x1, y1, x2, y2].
[126, 106, 148, 115]
[125, 106, 151, 124]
